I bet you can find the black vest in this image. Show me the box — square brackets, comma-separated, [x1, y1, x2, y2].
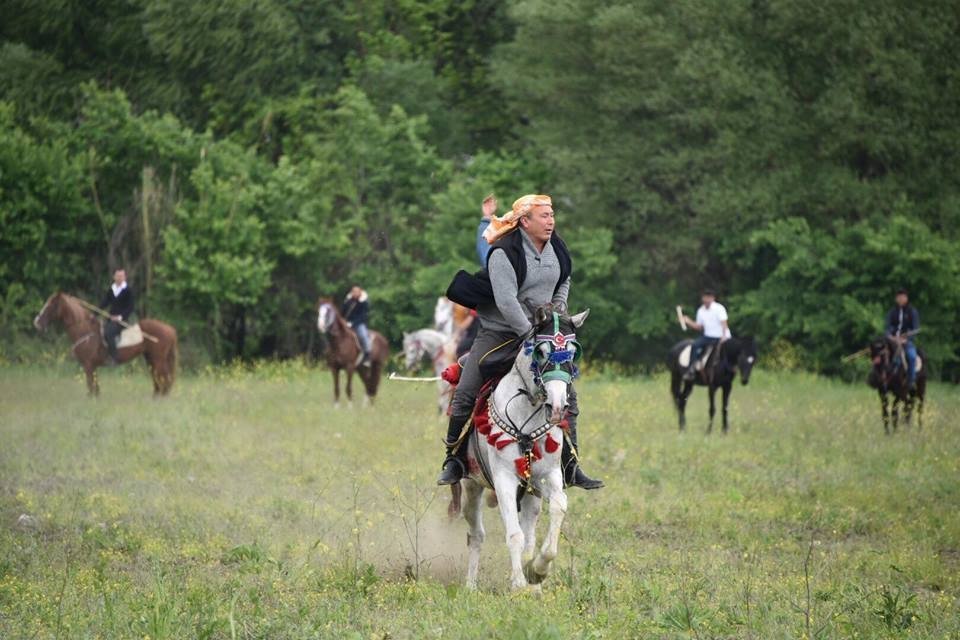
[445, 231, 573, 310]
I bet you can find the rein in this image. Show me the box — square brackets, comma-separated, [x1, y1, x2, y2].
[71, 332, 96, 354]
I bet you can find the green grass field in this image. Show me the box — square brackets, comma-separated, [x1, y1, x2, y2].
[1, 362, 958, 639]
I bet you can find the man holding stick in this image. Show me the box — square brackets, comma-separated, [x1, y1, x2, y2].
[680, 289, 729, 381]
[99, 268, 135, 363]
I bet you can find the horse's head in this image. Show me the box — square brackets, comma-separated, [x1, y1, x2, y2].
[402, 332, 422, 370]
[34, 292, 63, 331]
[869, 336, 890, 368]
[737, 336, 757, 385]
[316, 297, 337, 334]
[523, 305, 589, 425]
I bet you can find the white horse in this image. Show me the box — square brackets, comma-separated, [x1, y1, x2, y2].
[402, 328, 456, 414]
[460, 307, 589, 591]
[434, 296, 455, 337]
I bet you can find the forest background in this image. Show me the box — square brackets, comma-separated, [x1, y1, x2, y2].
[2, 0, 958, 378]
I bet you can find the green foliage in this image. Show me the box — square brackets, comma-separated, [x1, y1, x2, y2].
[1, 0, 958, 376]
[0, 103, 95, 329]
[738, 215, 960, 373]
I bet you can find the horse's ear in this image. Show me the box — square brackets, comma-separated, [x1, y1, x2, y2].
[570, 308, 590, 329]
[533, 304, 552, 326]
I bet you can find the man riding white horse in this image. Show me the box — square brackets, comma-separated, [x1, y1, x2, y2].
[440, 194, 603, 490]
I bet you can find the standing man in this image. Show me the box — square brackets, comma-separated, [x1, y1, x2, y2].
[342, 285, 371, 366]
[681, 289, 729, 381]
[440, 194, 603, 490]
[99, 268, 135, 363]
[476, 194, 497, 267]
[886, 288, 920, 390]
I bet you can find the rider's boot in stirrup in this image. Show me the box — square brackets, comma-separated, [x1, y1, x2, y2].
[562, 418, 604, 490]
[437, 414, 471, 485]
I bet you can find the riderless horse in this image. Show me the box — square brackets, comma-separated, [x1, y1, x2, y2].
[668, 336, 757, 433]
[434, 297, 455, 337]
[316, 297, 389, 406]
[34, 292, 178, 396]
[458, 306, 588, 592]
[867, 336, 926, 433]
[402, 328, 456, 414]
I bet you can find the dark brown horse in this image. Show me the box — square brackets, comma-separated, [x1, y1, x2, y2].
[34, 292, 178, 396]
[867, 336, 926, 433]
[316, 297, 389, 405]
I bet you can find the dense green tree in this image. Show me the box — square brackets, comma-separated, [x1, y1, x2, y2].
[493, 0, 960, 375]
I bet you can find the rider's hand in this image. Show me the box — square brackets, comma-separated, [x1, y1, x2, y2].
[481, 194, 498, 219]
[112, 315, 121, 321]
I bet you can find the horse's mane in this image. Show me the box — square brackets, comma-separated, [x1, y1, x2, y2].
[59, 293, 95, 327]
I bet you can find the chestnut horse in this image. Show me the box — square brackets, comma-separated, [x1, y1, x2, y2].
[316, 297, 389, 406]
[34, 292, 178, 396]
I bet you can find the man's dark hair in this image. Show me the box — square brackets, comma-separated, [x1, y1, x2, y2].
[702, 288, 716, 297]
[896, 288, 909, 296]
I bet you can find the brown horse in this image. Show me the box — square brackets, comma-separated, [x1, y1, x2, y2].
[316, 296, 389, 405]
[34, 292, 178, 396]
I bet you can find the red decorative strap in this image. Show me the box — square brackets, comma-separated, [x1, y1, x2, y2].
[545, 433, 560, 454]
[515, 457, 530, 478]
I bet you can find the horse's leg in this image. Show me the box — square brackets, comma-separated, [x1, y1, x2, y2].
[150, 351, 162, 397]
[707, 384, 717, 434]
[333, 368, 341, 407]
[462, 480, 485, 590]
[519, 492, 541, 563]
[671, 373, 685, 431]
[891, 396, 900, 432]
[448, 483, 462, 519]
[345, 367, 354, 407]
[527, 469, 567, 586]
[880, 391, 889, 435]
[904, 390, 914, 428]
[917, 382, 925, 430]
[721, 382, 732, 434]
[677, 376, 694, 432]
[85, 365, 99, 397]
[492, 473, 526, 590]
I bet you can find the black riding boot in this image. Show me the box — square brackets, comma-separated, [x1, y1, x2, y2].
[105, 322, 121, 364]
[561, 417, 604, 490]
[437, 414, 471, 485]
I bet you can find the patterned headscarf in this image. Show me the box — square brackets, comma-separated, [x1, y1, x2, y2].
[482, 194, 552, 244]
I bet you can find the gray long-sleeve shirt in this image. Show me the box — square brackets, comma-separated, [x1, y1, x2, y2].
[478, 229, 571, 335]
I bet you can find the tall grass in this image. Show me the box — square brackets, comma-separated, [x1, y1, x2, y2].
[1, 363, 958, 638]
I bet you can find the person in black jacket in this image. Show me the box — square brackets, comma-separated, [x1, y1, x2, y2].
[342, 286, 371, 366]
[99, 269, 135, 362]
[886, 288, 920, 389]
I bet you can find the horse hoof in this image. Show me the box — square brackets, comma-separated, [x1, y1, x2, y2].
[523, 560, 547, 585]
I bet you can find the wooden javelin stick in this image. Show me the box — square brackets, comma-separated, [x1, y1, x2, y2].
[388, 372, 441, 382]
[75, 298, 159, 343]
[842, 329, 921, 363]
[676, 305, 687, 331]
[841, 347, 869, 363]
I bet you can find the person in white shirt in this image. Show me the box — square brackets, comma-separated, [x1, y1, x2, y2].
[681, 289, 729, 380]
